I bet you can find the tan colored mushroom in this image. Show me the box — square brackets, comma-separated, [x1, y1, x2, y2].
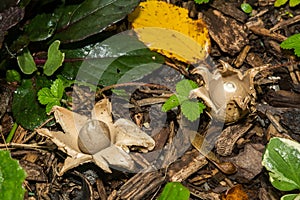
[37, 98, 155, 175]
[190, 60, 271, 124]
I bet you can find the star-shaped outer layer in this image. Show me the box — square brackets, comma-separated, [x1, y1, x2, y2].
[37, 98, 155, 175]
[189, 61, 271, 123]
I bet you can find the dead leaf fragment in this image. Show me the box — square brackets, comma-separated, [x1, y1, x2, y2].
[222, 185, 249, 200]
[0, 6, 24, 48]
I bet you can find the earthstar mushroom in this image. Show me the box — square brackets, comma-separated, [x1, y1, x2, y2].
[37, 98, 155, 175]
[190, 60, 270, 123]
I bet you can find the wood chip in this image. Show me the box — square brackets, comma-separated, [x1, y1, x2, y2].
[216, 123, 253, 156]
[270, 15, 300, 31]
[203, 9, 249, 55]
[234, 45, 251, 68]
[246, 52, 265, 68]
[19, 160, 47, 182]
[210, 0, 248, 23]
[248, 26, 286, 41]
[227, 143, 264, 182]
[117, 168, 164, 200]
[168, 149, 208, 182]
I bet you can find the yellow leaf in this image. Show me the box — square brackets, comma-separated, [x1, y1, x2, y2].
[128, 1, 210, 64]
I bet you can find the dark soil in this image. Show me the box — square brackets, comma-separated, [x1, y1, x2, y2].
[1, 0, 300, 199]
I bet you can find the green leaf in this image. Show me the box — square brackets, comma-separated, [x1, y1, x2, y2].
[12, 78, 50, 130]
[57, 75, 74, 88]
[9, 35, 30, 55]
[281, 33, 300, 57]
[176, 79, 198, 97]
[76, 34, 164, 86]
[241, 3, 253, 14]
[158, 182, 190, 200]
[177, 94, 189, 104]
[17, 48, 37, 74]
[38, 88, 55, 105]
[0, 150, 26, 200]
[198, 101, 206, 111]
[262, 137, 300, 191]
[50, 78, 64, 99]
[61, 47, 91, 80]
[24, 13, 58, 41]
[43, 40, 65, 76]
[275, 0, 300, 6]
[275, 0, 289, 6]
[6, 69, 21, 82]
[162, 94, 180, 112]
[101, 49, 164, 86]
[289, 0, 300, 6]
[194, 0, 210, 4]
[46, 100, 61, 114]
[181, 100, 203, 122]
[161, 79, 204, 120]
[53, 0, 140, 43]
[281, 194, 300, 200]
[38, 78, 64, 113]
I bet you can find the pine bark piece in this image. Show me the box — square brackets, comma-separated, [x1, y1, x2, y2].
[117, 168, 164, 200]
[168, 149, 208, 182]
[227, 143, 264, 182]
[19, 160, 47, 182]
[257, 103, 300, 135]
[216, 123, 253, 156]
[210, 0, 248, 23]
[203, 9, 249, 55]
[280, 109, 300, 135]
[266, 90, 300, 108]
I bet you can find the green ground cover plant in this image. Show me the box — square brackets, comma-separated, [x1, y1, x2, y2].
[241, 3, 253, 14]
[194, 0, 210, 4]
[262, 137, 300, 200]
[158, 182, 190, 200]
[274, 0, 300, 7]
[0, 150, 26, 200]
[281, 33, 300, 57]
[162, 79, 206, 122]
[2, 0, 165, 130]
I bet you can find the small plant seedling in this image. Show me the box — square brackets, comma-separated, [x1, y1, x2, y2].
[194, 0, 210, 4]
[274, 0, 300, 7]
[162, 79, 206, 122]
[38, 78, 64, 113]
[0, 150, 27, 200]
[241, 3, 253, 14]
[17, 40, 65, 76]
[262, 137, 300, 200]
[158, 182, 190, 200]
[38, 77, 73, 113]
[281, 33, 300, 57]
